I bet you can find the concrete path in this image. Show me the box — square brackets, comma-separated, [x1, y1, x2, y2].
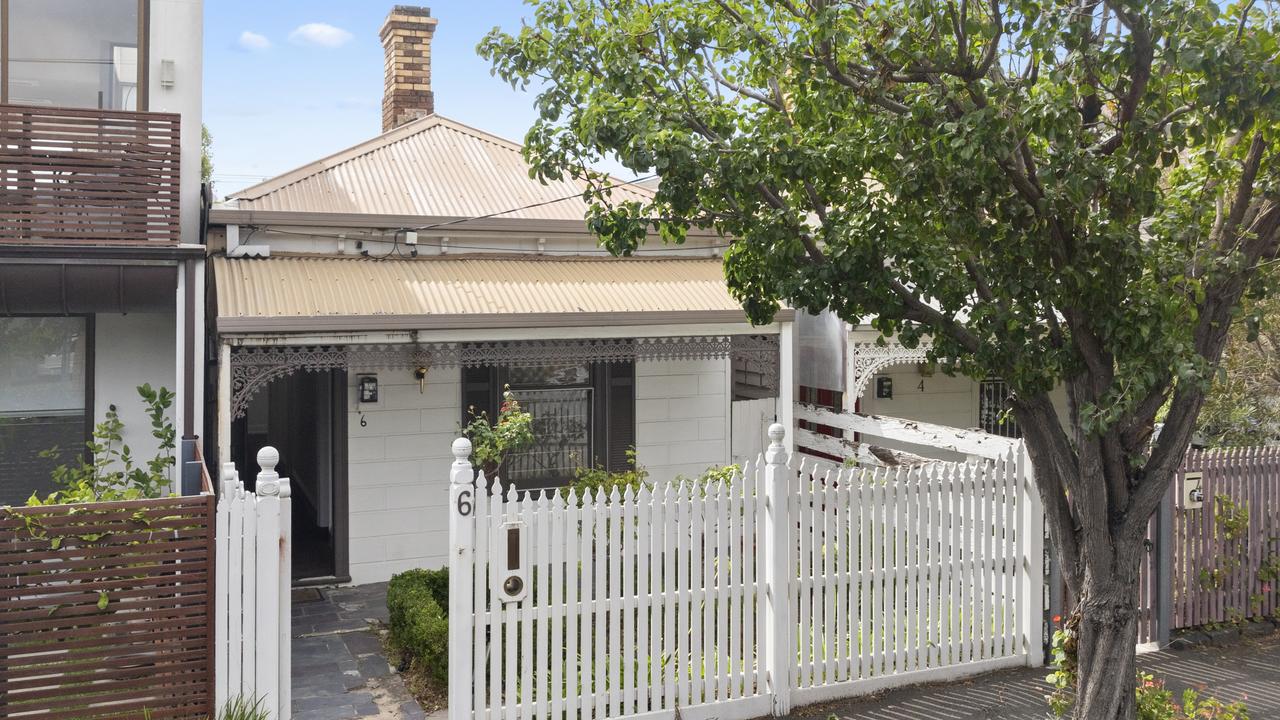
[291, 583, 430, 720]
[783, 631, 1280, 720]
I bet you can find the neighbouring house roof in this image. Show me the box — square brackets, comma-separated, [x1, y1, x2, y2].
[213, 255, 790, 333]
[225, 114, 654, 221]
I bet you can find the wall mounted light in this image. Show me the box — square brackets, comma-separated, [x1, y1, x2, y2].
[159, 59, 176, 88]
[414, 366, 429, 393]
[357, 374, 379, 404]
[876, 376, 893, 399]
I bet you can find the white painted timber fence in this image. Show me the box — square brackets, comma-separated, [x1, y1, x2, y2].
[214, 446, 292, 720]
[447, 425, 1045, 720]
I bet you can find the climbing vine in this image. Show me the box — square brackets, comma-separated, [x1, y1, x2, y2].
[1190, 492, 1280, 626]
[1, 385, 180, 613]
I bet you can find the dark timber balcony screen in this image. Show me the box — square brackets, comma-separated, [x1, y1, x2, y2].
[0, 104, 181, 244]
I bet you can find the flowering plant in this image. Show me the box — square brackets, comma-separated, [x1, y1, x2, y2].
[462, 387, 534, 481]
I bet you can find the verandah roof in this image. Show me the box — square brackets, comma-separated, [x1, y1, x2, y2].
[213, 254, 791, 334]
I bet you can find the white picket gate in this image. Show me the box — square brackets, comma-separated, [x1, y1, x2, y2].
[447, 425, 1044, 720]
[787, 451, 1040, 706]
[214, 447, 292, 720]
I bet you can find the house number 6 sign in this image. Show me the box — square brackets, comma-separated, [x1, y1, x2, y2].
[456, 489, 473, 517]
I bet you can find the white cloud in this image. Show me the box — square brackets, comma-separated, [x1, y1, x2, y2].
[288, 22, 353, 49]
[238, 31, 271, 51]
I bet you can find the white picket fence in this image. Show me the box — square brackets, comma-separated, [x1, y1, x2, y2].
[215, 447, 292, 720]
[447, 425, 1044, 720]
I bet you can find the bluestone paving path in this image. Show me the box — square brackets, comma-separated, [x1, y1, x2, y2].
[782, 631, 1280, 720]
[292, 583, 430, 720]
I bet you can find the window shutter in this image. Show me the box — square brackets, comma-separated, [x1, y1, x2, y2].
[603, 362, 636, 472]
[461, 365, 499, 429]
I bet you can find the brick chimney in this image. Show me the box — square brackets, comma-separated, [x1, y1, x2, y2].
[380, 6, 437, 132]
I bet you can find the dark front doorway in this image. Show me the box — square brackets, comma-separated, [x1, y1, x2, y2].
[233, 369, 349, 584]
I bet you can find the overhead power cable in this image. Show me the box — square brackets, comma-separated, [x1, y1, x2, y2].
[238, 172, 734, 255]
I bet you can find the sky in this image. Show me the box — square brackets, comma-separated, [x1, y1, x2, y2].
[203, 1, 574, 197]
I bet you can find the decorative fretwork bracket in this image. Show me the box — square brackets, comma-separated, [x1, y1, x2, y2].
[848, 340, 934, 400]
[230, 335, 779, 419]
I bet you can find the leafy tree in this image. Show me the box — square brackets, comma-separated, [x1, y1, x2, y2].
[1197, 281, 1280, 446]
[201, 124, 214, 188]
[481, 1, 1280, 717]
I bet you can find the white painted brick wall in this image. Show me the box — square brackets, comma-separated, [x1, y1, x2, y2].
[346, 365, 459, 584]
[344, 357, 736, 584]
[635, 357, 731, 483]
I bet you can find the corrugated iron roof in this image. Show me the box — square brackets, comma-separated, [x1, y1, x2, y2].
[226, 115, 654, 220]
[213, 255, 779, 333]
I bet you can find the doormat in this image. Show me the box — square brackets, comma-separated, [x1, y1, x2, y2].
[292, 587, 324, 604]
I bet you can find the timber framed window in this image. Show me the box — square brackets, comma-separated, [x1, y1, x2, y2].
[0, 0, 149, 110]
[462, 360, 635, 492]
[0, 315, 93, 505]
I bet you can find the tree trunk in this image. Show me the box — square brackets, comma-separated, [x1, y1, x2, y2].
[1070, 543, 1144, 720]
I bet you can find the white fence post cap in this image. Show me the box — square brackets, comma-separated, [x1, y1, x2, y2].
[766, 423, 788, 466]
[768, 423, 786, 444]
[256, 446, 281, 496]
[452, 437, 473, 463]
[257, 446, 280, 474]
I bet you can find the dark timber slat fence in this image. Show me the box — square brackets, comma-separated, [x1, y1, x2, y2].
[0, 104, 181, 244]
[0, 495, 215, 719]
[1133, 447, 1280, 644]
[1172, 447, 1280, 629]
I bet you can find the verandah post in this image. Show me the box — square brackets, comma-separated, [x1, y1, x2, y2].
[1018, 443, 1047, 667]
[448, 438, 477, 720]
[763, 423, 792, 715]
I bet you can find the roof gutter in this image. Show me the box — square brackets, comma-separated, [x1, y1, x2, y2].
[218, 308, 795, 334]
[208, 208, 724, 240]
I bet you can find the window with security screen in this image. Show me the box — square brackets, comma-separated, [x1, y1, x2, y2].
[979, 379, 1021, 438]
[463, 359, 635, 493]
[504, 386, 594, 490]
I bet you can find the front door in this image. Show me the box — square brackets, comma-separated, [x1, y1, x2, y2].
[232, 369, 349, 583]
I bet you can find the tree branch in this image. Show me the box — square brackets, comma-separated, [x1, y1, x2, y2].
[888, 279, 983, 352]
[705, 63, 784, 110]
[1014, 392, 1085, 592]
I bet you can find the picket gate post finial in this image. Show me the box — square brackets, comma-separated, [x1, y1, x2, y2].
[256, 446, 280, 496]
[448, 437, 476, 720]
[763, 422, 792, 715]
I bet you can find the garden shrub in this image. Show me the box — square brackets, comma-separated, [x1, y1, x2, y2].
[387, 567, 450, 683]
[569, 448, 649, 504]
